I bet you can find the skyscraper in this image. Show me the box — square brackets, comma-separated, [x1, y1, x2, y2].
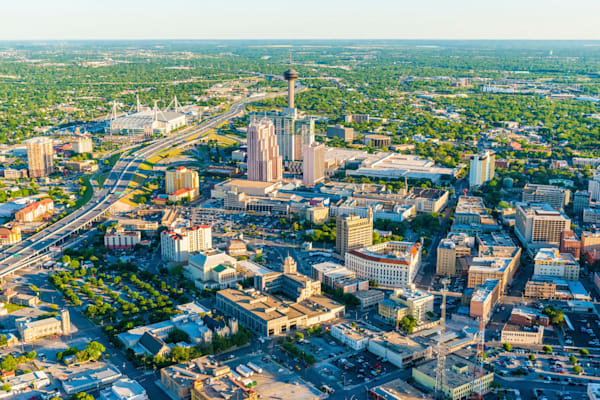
[469, 151, 495, 188]
[302, 142, 325, 187]
[247, 119, 282, 182]
[26, 137, 54, 178]
[336, 208, 373, 256]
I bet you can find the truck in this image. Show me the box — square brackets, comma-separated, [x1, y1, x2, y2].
[247, 362, 263, 374]
[236, 365, 254, 378]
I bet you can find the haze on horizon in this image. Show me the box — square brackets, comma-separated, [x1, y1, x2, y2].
[2, 0, 600, 41]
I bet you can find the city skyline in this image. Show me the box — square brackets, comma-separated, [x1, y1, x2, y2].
[2, 0, 600, 40]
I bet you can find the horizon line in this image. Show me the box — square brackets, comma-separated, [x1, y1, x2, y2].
[2, 38, 600, 42]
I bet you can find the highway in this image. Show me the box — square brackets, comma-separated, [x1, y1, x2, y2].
[0, 89, 287, 276]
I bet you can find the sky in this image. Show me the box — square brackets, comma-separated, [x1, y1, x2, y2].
[2, 0, 600, 40]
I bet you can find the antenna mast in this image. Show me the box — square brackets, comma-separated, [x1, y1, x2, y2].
[435, 278, 450, 400]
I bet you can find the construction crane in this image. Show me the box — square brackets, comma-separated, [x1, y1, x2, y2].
[435, 278, 450, 400]
[470, 317, 486, 400]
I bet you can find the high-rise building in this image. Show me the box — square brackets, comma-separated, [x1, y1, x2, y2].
[161, 225, 212, 262]
[250, 65, 314, 171]
[327, 125, 354, 142]
[515, 203, 571, 251]
[165, 166, 199, 199]
[247, 119, 282, 182]
[26, 137, 54, 178]
[574, 190, 591, 216]
[589, 168, 600, 201]
[302, 142, 325, 187]
[522, 184, 570, 211]
[469, 150, 495, 187]
[436, 232, 475, 276]
[72, 137, 93, 154]
[336, 209, 373, 256]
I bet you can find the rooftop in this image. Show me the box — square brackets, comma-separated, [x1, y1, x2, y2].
[534, 248, 578, 264]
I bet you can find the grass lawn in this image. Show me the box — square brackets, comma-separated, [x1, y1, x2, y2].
[73, 176, 93, 210]
[98, 173, 109, 188]
[5, 303, 26, 313]
[203, 132, 238, 146]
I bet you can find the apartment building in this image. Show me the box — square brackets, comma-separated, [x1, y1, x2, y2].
[247, 119, 283, 182]
[0, 225, 21, 247]
[72, 137, 93, 154]
[15, 198, 54, 222]
[166, 167, 199, 200]
[533, 248, 580, 281]
[104, 226, 141, 250]
[335, 210, 373, 256]
[161, 225, 212, 262]
[467, 232, 521, 293]
[302, 142, 325, 187]
[436, 232, 475, 276]
[469, 151, 495, 188]
[522, 183, 570, 211]
[515, 202, 570, 251]
[26, 137, 54, 178]
[469, 279, 500, 322]
[573, 190, 591, 216]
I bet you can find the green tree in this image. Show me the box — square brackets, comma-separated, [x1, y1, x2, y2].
[573, 365, 582, 374]
[569, 355, 578, 365]
[0, 355, 16, 371]
[0, 384, 10, 392]
[399, 315, 418, 333]
[70, 393, 94, 400]
[26, 351, 36, 360]
[85, 341, 105, 360]
[528, 354, 536, 361]
[503, 343, 512, 352]
[166, 329, 190, 344]
[543, 345, 553, 354]
[580, 348, 589, 357]
[294, 332, 304, 340]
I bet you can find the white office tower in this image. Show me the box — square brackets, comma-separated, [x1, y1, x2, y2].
[469, 151, 495, 187]
[588, 168, 600, 201]
[302, 142, 325, 187]
[247, 119, 282, 182]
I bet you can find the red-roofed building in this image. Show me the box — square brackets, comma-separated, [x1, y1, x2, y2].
[345, 241, 422, 288]
[168, 188, 196, 203]
[560, 230, 581, 259]
[14, 198, 54, 223]
[104, 225, 141, 250]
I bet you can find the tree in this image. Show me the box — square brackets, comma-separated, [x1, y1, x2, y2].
[543, 345, 553, 354]
[26, 351, 36, 360]
[503, 343, 512, 352]
[70, 393, 94, 400]
[166, 329, 190, 344]
[85, 341, 105, 360]
[0, 355, 16, 372]
[573, 365, 582, 374]
[0, 384, 10, 392]
[295, 332, 304, 340]
[528, 354, 536, 361]
[580, 348, 589, 357]
[399, 315, 418, 333]
[569, 355, 578, 365]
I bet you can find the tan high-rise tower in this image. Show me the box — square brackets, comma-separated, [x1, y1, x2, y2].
[247, 119, 282, 182]
[336, 209, 373, 256]
[283, 56, 299, 109]
[302, 142, 325, 187]
[26, 137, 54, 178]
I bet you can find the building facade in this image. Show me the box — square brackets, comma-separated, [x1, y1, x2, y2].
[515, 203, 570, 251]
[16, 310, 70, 343]
[345, 241, 422, 288]
[533, 248, 580, 281]
[247, 119, 283, 182]
[26, 137, 54, 178]
[15, 199, 54, 223]
[336, 210, 373, 256]
[104, 226, 141, 250]
[0, 225, 21, 247]
[166, 167, 199, 200]
[161, 225, 212, 262]
[469, 151, 495, 188]
[72, 137, 93, 154]
[302, 142, 325, 187]
[522, 184, 570, 211]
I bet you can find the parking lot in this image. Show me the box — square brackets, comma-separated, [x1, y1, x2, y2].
[319, 350, 395, 390]
[565, 312, 600, 349]
[534, 387, 588, 400]
[295, 335, 349, 363]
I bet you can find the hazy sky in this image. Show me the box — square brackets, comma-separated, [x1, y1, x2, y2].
[2, 0, 600, 40]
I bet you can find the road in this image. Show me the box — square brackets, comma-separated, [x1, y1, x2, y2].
[0, 89, 290, 277]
